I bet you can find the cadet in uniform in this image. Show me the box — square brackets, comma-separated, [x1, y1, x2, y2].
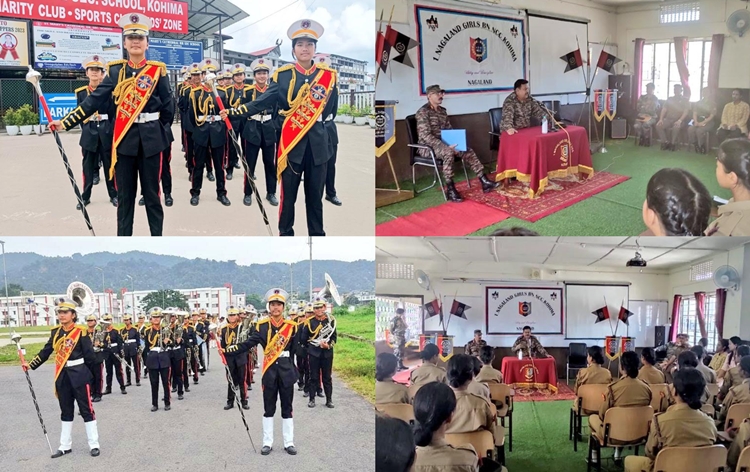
[706, 138, 750, 237]
[375, 352, 409, 404]
[196, 309, 210, 372]
[142, 308, 172, 411]
[188, 59, 230, 207]
[475, 345, 503, 384]
[226, 288, 298, 455]
[297, 303, 314, 396]
[120, 314, 141, 386]
[180, 63, 202, 177]
[409, 343, 448, 388]
[464, 329, 487, 357]
[389, 307, 408, 370]
[101, 314, 127, 395]
[51, 13, 173, 236]
[136, 313, 148, 378]
[718, 356, 750, 427]
[220, 307, 249, 409]
[241, 58, 279, 207]
[167, 311, 185, 400]
[301, 297, 336, 408]
[74, 55, 117, 209]
[720, 345, 750, 400]
[728, 416, 750, 470]
[638, 347, 667, 384]
[24, 297, 100, 457]
[182, 312, 198, 387]
[84, 314, 104, 402]
[624, 369, 717, 472]
[224, 63, 251, 181]
[222, 19, 338, 236]
[244, 306, 258, 389]
[314, 54, 342, 206]
[574, 346, 612, 396]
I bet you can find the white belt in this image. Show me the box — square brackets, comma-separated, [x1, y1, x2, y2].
[125, 339, 137, 344]
[316, 114, 334, 123]
[278, 351, 290, 358]
[150, 347, 162, 353]
[199, 115, 223, 122]
[134, 112, 160, 123]
[109, 343, 118, 347]
[90, 114, 109, 121]
[66, 358, 84, 367]
[250, 114, 272, 122]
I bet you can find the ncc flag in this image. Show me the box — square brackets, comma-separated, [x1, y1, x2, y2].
[376, 31, 392, 73]
[450, 299, 470, 319]
[597, 50, 621, 73]
[618, 305, 634, 325]
[592, 306, 610, 323]
[424, 299, 441, 320]
[385, 25, 418, 68]
[560, 49, 583, 72]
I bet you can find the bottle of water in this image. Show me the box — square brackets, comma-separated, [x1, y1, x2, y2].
[542, 115, 548, 134]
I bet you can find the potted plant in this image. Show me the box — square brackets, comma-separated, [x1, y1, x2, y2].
[3, 107, 20, 136]
[338, 104, 353, 124]
[18, 104, 36, 135]
[367, 114, 376, 128]
[353, 108, 367, 126]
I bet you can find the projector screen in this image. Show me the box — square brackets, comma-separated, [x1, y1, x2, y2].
[565, 283, 629, 340]
[527, 13, 589, 96]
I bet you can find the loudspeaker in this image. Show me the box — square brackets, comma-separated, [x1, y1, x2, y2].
[654, 326, 667, 347]
[610, 117, 628, 139]
[608, 75, 635, 120]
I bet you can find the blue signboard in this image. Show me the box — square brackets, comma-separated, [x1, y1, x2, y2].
[147, 38, 203, 71]
[38, 93, 77, 125]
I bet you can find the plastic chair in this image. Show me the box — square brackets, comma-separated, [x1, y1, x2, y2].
[375, 403, 415, 424]
[488, 107, 502, 151]
[567, 343, 588, 384]
[587, 406, 653, 472]
[652, 445, 727, 472]
[737, 444, 750, 472]
[648, 383, 672, 413]
[570, 383, 609, 452]
[488, 383, 513, 452]
[706, 383, 720, 407]
[408, 383, 423, 403]
[446, 430, 496, 461]
[718, 403, 750, 442]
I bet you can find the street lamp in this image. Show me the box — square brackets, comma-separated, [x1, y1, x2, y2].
[0, 240, 8, 327]
[126, 275, 135, 317]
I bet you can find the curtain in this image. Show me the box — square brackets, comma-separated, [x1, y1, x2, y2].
[707, 34, 724, 93]
[716, 288, 727, 340]
[694, 291, 707, 339]
[633, 38, 645, 111]
[670, 294, 682, 342]
[673, 37, 691, 99]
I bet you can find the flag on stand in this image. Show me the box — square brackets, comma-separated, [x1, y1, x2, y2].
[560, 49, 583, 72]
[450, 299, 470, 319]
[618, 305, 634, 325]
[596, 50, 621, 73]
[593, 306, 610, 323]
[423, 299, 442, 323]
[385, 25, 418, 68]
[376, 30, 392, 74]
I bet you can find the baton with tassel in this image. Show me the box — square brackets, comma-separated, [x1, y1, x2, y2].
[11, 331, 54, 455]
[25, 66, 96, 236]
[204, 73, 273, 236]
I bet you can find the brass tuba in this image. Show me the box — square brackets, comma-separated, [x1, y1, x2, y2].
[67, 282, 96, 317]
[309, 274, 342, 347]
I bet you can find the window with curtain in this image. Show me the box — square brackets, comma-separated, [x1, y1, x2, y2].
[640, 39, 712, 100]
[678, 294, 718, 350]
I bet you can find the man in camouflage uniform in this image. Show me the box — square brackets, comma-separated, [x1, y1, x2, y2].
[390, 308, 408, 370]
[687, 87, 717, 154]
[511, 326, 549, 358]
[658, 333, 691, 381]
[633, 82, 660, 146]
[415, 84, 499, 203]
[464, 329, 487, 357]
[656, 83, 690, 150]
[500, 79, 547, 134]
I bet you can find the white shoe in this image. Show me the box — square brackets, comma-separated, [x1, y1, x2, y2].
[282, 418, 294, 449]
[59, 421, 73, 451]
[85, 420, 100, 450]
[263, 416, 274, 448]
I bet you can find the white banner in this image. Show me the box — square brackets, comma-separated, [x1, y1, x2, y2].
[486, 286, 563, 335]
[33, 21, 122, 70]
[415, 5, 525, 95]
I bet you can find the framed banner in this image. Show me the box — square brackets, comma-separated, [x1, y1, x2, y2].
[0, 18, 29, 68]
[33, 22, 122, 70]
[147, 38, 203, 71]
[415, 4, 525, 95]
[486, 286, 563, 335]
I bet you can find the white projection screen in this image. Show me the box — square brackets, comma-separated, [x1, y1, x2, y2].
[565, 283, 629, 340]
[527, 13, 589, 96]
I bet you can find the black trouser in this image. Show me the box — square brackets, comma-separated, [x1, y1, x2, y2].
[198, 342, 206, 372]
[114, 143, 164, 236]
[160, 147, 172, 195]
[325, 143, 338, 198]
[87, 362, 103, 398]
[308, 354, 332, 399]
[170, 356, 184, 395]
[104, 352, 125, 389]
[228, 127, 241, 171]
[59, 374, 95, 422]
[189, 346, 199, 380]
[191, 144, 226, 197]
[244, 137, 276, 196]
[263, 375, 294, 419]
[185, 130, 195, 174]
[124, 352, 140, 384]
[279, 144, 326, 236]
[82, 147, 116, 202]
[296, 351, 309, 391]
[227, 362, 247, 404]
[149, 367, 171, 406]
[717, 127, 745, 145]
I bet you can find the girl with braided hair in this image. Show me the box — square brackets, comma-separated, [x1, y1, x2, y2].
[643, 168, 711, 236]
[706, 137, 750, 236]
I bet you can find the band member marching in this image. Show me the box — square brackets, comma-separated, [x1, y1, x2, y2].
[50, 13, 174, 236]
[238, 307, 254, 389]
[23, 298, 101, 457]
[167, 311, 185, 400]
[220, 307, 250, 410]
[136, 313, 148, 378]
[180, 63, 202, 177]
[301, 298, 336, 408]
[119, 314, 141, 386]
[221, 19, 338, 236]
[314, 54, 342, 207]
[196, 308, 210, 373]
[179, 312, 195, 391]
[75, 55, 118, 210]
[225, 288, 298, 455]
[101, 314, 127, 395]
[298, 303, 315, 396]
[188, 311, 201, 383]
[224, 63, 251, 182]
[142, 308, 172, 411]
[84, 314, 104, 402]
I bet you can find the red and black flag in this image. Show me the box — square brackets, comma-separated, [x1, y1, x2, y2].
[376, 30, 393, 73]
[618, 305, 634, 325]
[450, 299, 470, 319]
[596, 50, 621, 73]
[592, 306, 610, 323]
[385, 25, 418, 68]
[560, 49, 583, 72]
[424, 299, 442, 322]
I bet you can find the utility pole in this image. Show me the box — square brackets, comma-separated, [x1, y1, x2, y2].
[126, 275, 135, 316]
[0, 240, 9, 327]
[290, 263, 293, 302]
[308, 237, 313, 302]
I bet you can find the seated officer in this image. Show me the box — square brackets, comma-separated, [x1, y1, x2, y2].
[656, 84, 689, 151]
[687, 87, 717, 154]
[633, 82, 660, 146]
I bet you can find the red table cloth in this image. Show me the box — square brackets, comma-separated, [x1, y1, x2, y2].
[495, 125, 594, 198]
[501, 356, 558, 393]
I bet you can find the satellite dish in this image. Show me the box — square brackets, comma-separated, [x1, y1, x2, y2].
[727, 9, 750, 37]
[415, 269, 431, 291]
[714, 265, 741, 291]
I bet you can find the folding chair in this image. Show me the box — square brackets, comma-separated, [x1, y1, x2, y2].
[718, 403, 750, 442]
[375, 403, 415, 424]
[587, 406, 653, 472]
[648, 383, 672, 413]
[570, 383, 608, 452]
[652, 445, 727, 472]
[737, 444, 750, 472]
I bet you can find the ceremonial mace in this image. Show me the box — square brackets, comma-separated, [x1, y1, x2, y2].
[204, 72, 273, 236]
[11, 331, 53, 455]
[26, 66, 96, 236]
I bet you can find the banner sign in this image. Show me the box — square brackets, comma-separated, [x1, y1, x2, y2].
[38, 93, 76, 125]
[593, 89, 618, 121]
[33, 21, 122, 70]
[0, 0, 188, 34]
[415, 5, 525, 94]
[593, 90, 606, 122]
[147, 38, 203, 71]
[486, 286, 563, 335]
[0, 18, 29, 67]
[375, 99, 396, 157]
[605, 335, 620, 360]
[436, 335, 454, 362]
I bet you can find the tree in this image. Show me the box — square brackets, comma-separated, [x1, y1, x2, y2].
[6, 283, 25, 297]
[140, 290, 189, 314]
[245, 293, 264, 310]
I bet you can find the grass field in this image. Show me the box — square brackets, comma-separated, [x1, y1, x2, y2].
[0, 326, 55, 335]
[332, 304, 375, 403]
[0, 343, 45, 365]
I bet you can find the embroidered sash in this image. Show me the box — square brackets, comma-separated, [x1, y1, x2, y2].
[53, 327, 82, 395]
[262, 321, 295, 376]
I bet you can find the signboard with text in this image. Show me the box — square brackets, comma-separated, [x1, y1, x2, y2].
[147, 38, 203, 70]
[38, 93, 76, 125]
[485, 286, 564, 335]
[0, 18, 29, 67]
[33, 21, 122, 70]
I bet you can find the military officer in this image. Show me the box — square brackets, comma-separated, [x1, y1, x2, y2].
[142, 308, 172, 411]
[222, 63, 250, 180]
[84, 314, 104, 402]
[101, 314, 127, 395]
[314, 54, 342, 207]
[221, 19, 338, 236]
[511, 326, 549, 358]
[166, 311, 185, 400]
[24, 298, 100, 457]
[51, 13, 174, 236]
[74, 55, 117, 210]
[225, 288, 298, 455]
[119, 314, 141, 386]
[301, 297, 336, 408]
[464, 329, 488, 357]
[220, 307, 249, 409]
[390, 307, 408, 370]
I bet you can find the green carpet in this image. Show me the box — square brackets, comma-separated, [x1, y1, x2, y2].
[376, 139, 732, 236]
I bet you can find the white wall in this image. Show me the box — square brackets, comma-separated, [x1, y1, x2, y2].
[616, 0, 750, 90]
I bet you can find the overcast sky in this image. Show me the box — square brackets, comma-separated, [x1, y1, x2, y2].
[225, 0, 374, 73]
[0, 237, 374, 265]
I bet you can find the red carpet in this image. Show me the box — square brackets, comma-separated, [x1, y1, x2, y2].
[376, 200, 509, 236]
[455, 171, 630, 222]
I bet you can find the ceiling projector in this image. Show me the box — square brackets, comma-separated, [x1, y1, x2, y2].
[626, 251, 647, 268]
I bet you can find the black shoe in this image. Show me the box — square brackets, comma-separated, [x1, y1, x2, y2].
[185, 386, 190, 392]
[103, 387, 111, 395]
[261, 446, 272, 455]
[226, 172, 233, 181]
[51, 449, 72, 458]
[325, 195, 342, 206]
[151, 405, 158, 412]
[224, 403, 233, 410]
[172, 387, 177, 393]
[317, 392, 324, 398]
[120, 388, 127, 394]
[217, 194, 231, 206]
[190, 195, 199, 206]
[136, 382, 140, 387]
[165, 194, 173, 207]
[298, 384, 304, 391]
[308, 399, 315, 408]
[248, 384, 253, 390]
[193, 379, 199, 384]
[93, 175, 100, 186]
[285, 446, 297, 455]
[138, 197, 145, 206]
[126, 382, 132, 387]
[242, 402, 249, 410]
[234, 162, 241, 169]
[90, 448, 100, 457]
[164, 404, 171, 411]
[200, 372, 205, 376]
[480, 174, 501, 193]
[178, 394, 184, 400]
[326, 400, 334, 408]
[110, 197, 118, 207]
[445, 180, 463, 202]
[207, 171, 215, 182]
[243, 195, 253, 206]
[75, 200, 91, 211]
[266, 193, 279, 206]
[92, 396, 101, 402]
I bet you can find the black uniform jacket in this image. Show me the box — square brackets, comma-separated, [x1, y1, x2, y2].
[75, 85, 115, 153]
[227, 317, 297, 387]
[220, 323, 247, 367]
[239, 84, 278, 146]
[120, 325, 141, 356]
[103, 328, 123, 355]
[142, 325, 172, 369]
[222, 83, 252, 135]
[188, 84, 227, 147]
[300, 316, 337, 359]
[30, 325, 96, 389]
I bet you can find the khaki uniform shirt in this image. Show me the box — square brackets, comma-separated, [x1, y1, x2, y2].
[719, 380, 750, 426]
[467, 380, 490, 400]
[375, 380, 410, 404]
[727, 418, 750, 471]
[645, 403, 717, 460]
[575, 364, 613, 395]
[414, 439, 479, 472]
[410, 363, 448, 387]
[446, 389, 495, 435]
[475, 364, 503, 384]
[697, 362, 718, 385]
[720, 365, 745, 399]
[706, 199, 750, 237]
[638, 364, 667, 385]
[664, 95, 689, 121]
[599, 376, 653, 420]
[464, 339, 487, 357]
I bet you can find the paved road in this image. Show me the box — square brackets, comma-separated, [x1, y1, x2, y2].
[0, 336, 48, 347]
[0, 124, 374, 236]
[0, 349, 375, 471]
